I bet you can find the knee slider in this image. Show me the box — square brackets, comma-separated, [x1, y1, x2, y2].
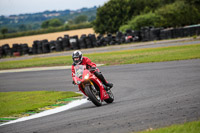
[94, 71, 102, 77]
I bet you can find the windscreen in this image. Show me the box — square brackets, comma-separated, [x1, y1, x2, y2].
[74, 65, 84, 78]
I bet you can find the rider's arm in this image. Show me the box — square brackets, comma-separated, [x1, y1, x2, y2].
[71, 65, 75, 77]
[85, 57, 96, 68]
[71, 65, 76, 84]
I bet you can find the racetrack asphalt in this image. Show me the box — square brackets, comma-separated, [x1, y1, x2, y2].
[0, 59, 200, 133]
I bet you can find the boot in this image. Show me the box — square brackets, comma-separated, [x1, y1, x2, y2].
[94, 72, 113, 89]
[106, 83, 113, 88]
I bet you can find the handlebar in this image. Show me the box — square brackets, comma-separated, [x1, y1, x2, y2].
[89, 67, 96, 72]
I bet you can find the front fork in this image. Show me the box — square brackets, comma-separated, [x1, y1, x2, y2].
[79, 79, 109, 101]
[78, 80, 99, 97]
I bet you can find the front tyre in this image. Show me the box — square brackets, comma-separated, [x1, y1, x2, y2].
[85, 85, 102, 106]
[104, 90, 114, 103]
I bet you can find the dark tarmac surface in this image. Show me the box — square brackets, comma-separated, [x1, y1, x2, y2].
[0, 59, 200, 133]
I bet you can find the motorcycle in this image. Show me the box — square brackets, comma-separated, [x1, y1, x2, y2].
[73, 65, 114, 106]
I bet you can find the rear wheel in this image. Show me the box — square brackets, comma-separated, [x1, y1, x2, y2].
[85, 85, 102, 106]
[104, 90, 114, 103]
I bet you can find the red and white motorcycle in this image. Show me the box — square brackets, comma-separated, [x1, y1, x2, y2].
[73, 65, 114, 106]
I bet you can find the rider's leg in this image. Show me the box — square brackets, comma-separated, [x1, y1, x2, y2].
[94, 71, 113, 88]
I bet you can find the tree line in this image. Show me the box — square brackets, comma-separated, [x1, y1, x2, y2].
[0, 23, 92, 39]
[0, 7, 96, 39]
[1, 0, 200, 39]
[93, 0, 200, 34]
[0, 15, 94, 39]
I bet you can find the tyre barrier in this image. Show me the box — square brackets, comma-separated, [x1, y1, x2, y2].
[96, 35, 107, 47]
[79, 34, 87, 49]
[89, 34, 98, 47]
[49, 41, 56, 52]
[0, 46, 2, 58]
[70, 35, 80, 50]
[85, 35, 93, 48]
[56, 37, 64, 52]
[116, 31, 126, 44]
[42, 42, 50, 53]
[1, 44, 12, 57]
[21, 44, 29, 55]
[62, 36, 71, 51]
[37, 41, 43, 54]
[1, 24, 200, 58]
[12, 43, 19, 53]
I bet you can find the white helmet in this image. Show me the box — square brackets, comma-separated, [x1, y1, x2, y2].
[72, 50, 83, 64]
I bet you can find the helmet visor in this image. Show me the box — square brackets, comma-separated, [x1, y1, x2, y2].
[73, 57, 81, 64]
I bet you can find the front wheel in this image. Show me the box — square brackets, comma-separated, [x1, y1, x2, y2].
[85, 85, 102, 106]
[104, 90, 114, 103]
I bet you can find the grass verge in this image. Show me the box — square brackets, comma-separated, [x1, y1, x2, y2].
[0, 91, 82, 117]
[0, 44, 200, 70]
[137, 120, 200, 133]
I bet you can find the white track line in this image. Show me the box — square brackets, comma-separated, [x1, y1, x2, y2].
[0, 66, 70, 74]
[0, 64, 104, 74]
[0, 99, 88, 127]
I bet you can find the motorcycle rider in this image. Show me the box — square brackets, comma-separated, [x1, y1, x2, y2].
[71, 50, 113, 89]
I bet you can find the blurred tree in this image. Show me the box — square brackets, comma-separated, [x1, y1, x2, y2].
[182, 0, 200, 12]
[74, 15, 88, 24]
[1, 27, 8, 38]
[49, 18, 63, 27]
[1, 27, 8, 34]
[93, 0, 176, 34]
[93, 0, 135, 34]
[41, 20, 49, 29]
[155, 1, 200, 27]
[67, 20, 74, 25]
[88, 15, 96, 22]
[119, 0, 200, 31]
[41, 18, 63, 28]
[182, 0, 200, 6]
[19, 24, 27, 31]
[119, 25, 132, 33]
[120, 12, 160, 31]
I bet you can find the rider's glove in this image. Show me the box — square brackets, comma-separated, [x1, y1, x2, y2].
[90, 67, 96, 72]
[72, 81, 75, 85]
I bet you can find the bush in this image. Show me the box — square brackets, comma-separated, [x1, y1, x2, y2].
[155, 1, 200, 28]
[119, 25, 132, 33]
[41, 18, 63, 29]
[93, 0, 176, 34]
[119, 1, 200, 31]
[119, 12, 160, 31]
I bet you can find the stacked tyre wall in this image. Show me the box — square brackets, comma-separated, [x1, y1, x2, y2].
[0, 24, 200, 58]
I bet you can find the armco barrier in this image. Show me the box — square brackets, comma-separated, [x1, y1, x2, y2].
[0, 24, 200, 58]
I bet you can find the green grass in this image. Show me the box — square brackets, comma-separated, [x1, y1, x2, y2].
[0, 91, 82, 117]
[0, 44, 200, 70]
[137, 120, 200, 133]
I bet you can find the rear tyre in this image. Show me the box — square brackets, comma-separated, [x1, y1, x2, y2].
[104, 90, 114, 103]
[85, 85, 102, 106]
